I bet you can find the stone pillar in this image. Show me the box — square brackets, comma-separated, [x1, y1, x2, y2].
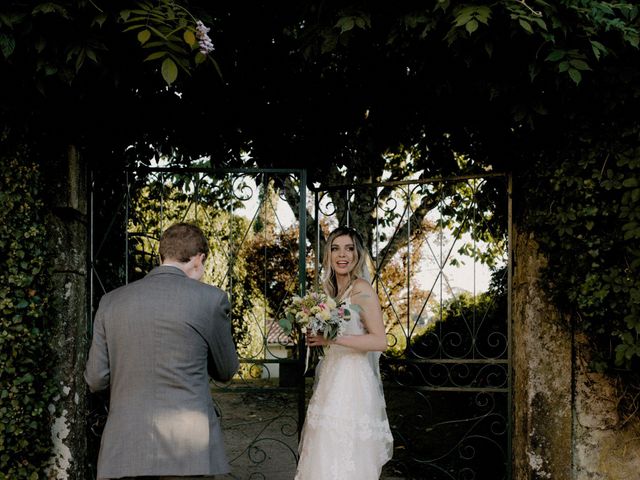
[46, 145, 89, 479]
[512, 228, 572, 480]
[573, 333, 640, 478]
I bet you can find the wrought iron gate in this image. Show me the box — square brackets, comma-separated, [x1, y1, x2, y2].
[88, 167, 511, 480]
[311, 174, 512, 480]
[88, 167, 308, 479]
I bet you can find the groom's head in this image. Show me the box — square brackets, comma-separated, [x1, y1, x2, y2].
[159, 223, 209, 264]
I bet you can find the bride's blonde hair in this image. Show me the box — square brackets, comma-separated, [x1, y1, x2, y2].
[321, 226, 369, 298]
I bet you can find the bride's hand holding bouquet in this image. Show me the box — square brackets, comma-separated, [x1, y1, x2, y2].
[279, 291, 360, 372]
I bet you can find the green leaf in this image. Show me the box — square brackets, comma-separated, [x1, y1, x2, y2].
[321, 33, 338, 54]
[161, 57, 178, 85]
[484, 41, 493, 58]
[599, 3, 615, 15]
[86, 48, 98, 63]
[519, 19, 533, 34]
[0, 34, 16, 59]
[129, 8, 153, 16]
[436, 0, 450, 13]
[74, 48, 85, 73]
[183, 30, 196, 46]
[466, 19, 479, 34]
[93, 13, 108, 28]
[123, 24, 146, 32]
[622, 178, 638, 188]
[150, 39, 187, 55]
[590, 40, 607, 60]
[569, 59, 591, 71]
[475, 6, 491, 25]
[453, 7, 475, 26]
[404, 14, 418, 29]
[335, 16, 355, 33]
[194, 51, 206, 64]
[545, 50, 565, 62]
[137, 29, 152, 45]
[209, 56, 223, 80]
[0, 12, 26, 28]
[143, 51, 167, 61]
[623, 225, 639, 240]
[32, 2, 69, 17]
[568, 68, 582, 85]
[625, 32, 639, 49]
[532, 17, 547, 31]
[146, 25, 168, 40]
[35, 37, 46, 53]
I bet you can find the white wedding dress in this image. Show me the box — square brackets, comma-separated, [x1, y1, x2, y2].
[295, 298, 394, 479]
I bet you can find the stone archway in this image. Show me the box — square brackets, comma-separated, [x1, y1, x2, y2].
[45, 154, 640, 479]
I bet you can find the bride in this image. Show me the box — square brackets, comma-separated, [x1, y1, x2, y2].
[295, 226, 394, 480]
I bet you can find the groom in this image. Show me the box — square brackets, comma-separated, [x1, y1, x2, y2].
[85, 222, 239, 480]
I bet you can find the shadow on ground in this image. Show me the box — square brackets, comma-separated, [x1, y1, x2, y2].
[213, 381, 403, 480]
[215, 386, 300, 480]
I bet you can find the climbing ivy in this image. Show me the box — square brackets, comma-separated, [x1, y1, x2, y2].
[524, 140, 640, 375]
[0, 149, 58, 478]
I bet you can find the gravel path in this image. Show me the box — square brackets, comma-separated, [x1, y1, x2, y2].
[216, 388, 299, 480]
[213, 384, 403, 480]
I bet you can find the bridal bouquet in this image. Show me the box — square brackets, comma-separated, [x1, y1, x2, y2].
[279, 291, 358, 372]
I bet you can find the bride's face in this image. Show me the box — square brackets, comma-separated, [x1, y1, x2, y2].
[330, 234, 357, 276]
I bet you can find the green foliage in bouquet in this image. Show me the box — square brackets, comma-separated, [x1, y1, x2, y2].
[279, 291, 361, 341]
[279, 290, 362, 373]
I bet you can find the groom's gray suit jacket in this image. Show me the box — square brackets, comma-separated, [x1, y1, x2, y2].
[85, 265, 239, 479]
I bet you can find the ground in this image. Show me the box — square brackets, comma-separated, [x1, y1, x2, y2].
[214, 381, 403, 480]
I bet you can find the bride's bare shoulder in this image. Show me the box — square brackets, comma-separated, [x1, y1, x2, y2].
[351, 278, 374, 298]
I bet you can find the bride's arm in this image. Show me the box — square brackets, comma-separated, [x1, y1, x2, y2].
[307, 279, 387, 352]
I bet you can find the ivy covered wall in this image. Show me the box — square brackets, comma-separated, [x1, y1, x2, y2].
[513, 136, 640, 478]
[0, 148, 58, 478]
[0, 144, 89, 479]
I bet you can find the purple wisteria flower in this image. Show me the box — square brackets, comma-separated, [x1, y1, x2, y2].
[195, 20, 214, 55]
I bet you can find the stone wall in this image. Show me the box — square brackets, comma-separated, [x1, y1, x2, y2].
[46, 145, 89, 479]
[573, 333, 640, 479]
[513, 228, 640, 480]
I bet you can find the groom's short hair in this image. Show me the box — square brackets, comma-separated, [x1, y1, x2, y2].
[159, 223, 209, 263]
